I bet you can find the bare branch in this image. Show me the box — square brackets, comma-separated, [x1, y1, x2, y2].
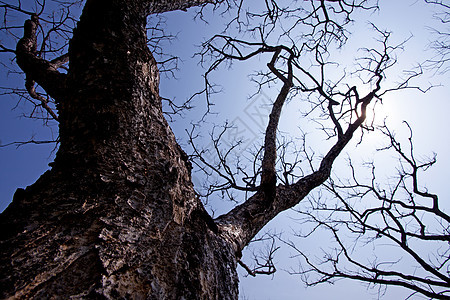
[15, 14, 67, 102]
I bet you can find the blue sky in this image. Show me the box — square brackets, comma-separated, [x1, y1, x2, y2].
[1, 1, 449, 299]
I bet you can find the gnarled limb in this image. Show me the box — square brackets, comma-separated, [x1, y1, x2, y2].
[16, 15, 67, 103]
[216, 87, 376, 251]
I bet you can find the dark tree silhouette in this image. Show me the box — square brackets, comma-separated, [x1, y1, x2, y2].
[0, 0, 447, 299]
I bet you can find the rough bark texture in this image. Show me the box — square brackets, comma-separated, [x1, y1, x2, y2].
[1, 1, 239, 299]
[0, 0, 370, 298]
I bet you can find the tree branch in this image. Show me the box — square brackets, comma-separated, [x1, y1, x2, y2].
[260, 47, 294, 204]
[15, 14, 67, 102]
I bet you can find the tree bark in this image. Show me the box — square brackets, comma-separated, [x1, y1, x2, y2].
[0, 0, 376, 298]
[1, 1, 239, 299]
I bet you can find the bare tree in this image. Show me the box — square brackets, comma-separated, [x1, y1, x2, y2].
[0, 0, 446, 299]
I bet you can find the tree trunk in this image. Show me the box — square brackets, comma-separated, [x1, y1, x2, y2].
[0, 1, 239, 299]
[0, 0, 372, 298]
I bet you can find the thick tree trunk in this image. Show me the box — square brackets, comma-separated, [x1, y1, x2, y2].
[0, 1, 239, 299]
[0, 0, 369, 298]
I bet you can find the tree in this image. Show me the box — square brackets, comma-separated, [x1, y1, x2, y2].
[0, 0, 448, 299]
